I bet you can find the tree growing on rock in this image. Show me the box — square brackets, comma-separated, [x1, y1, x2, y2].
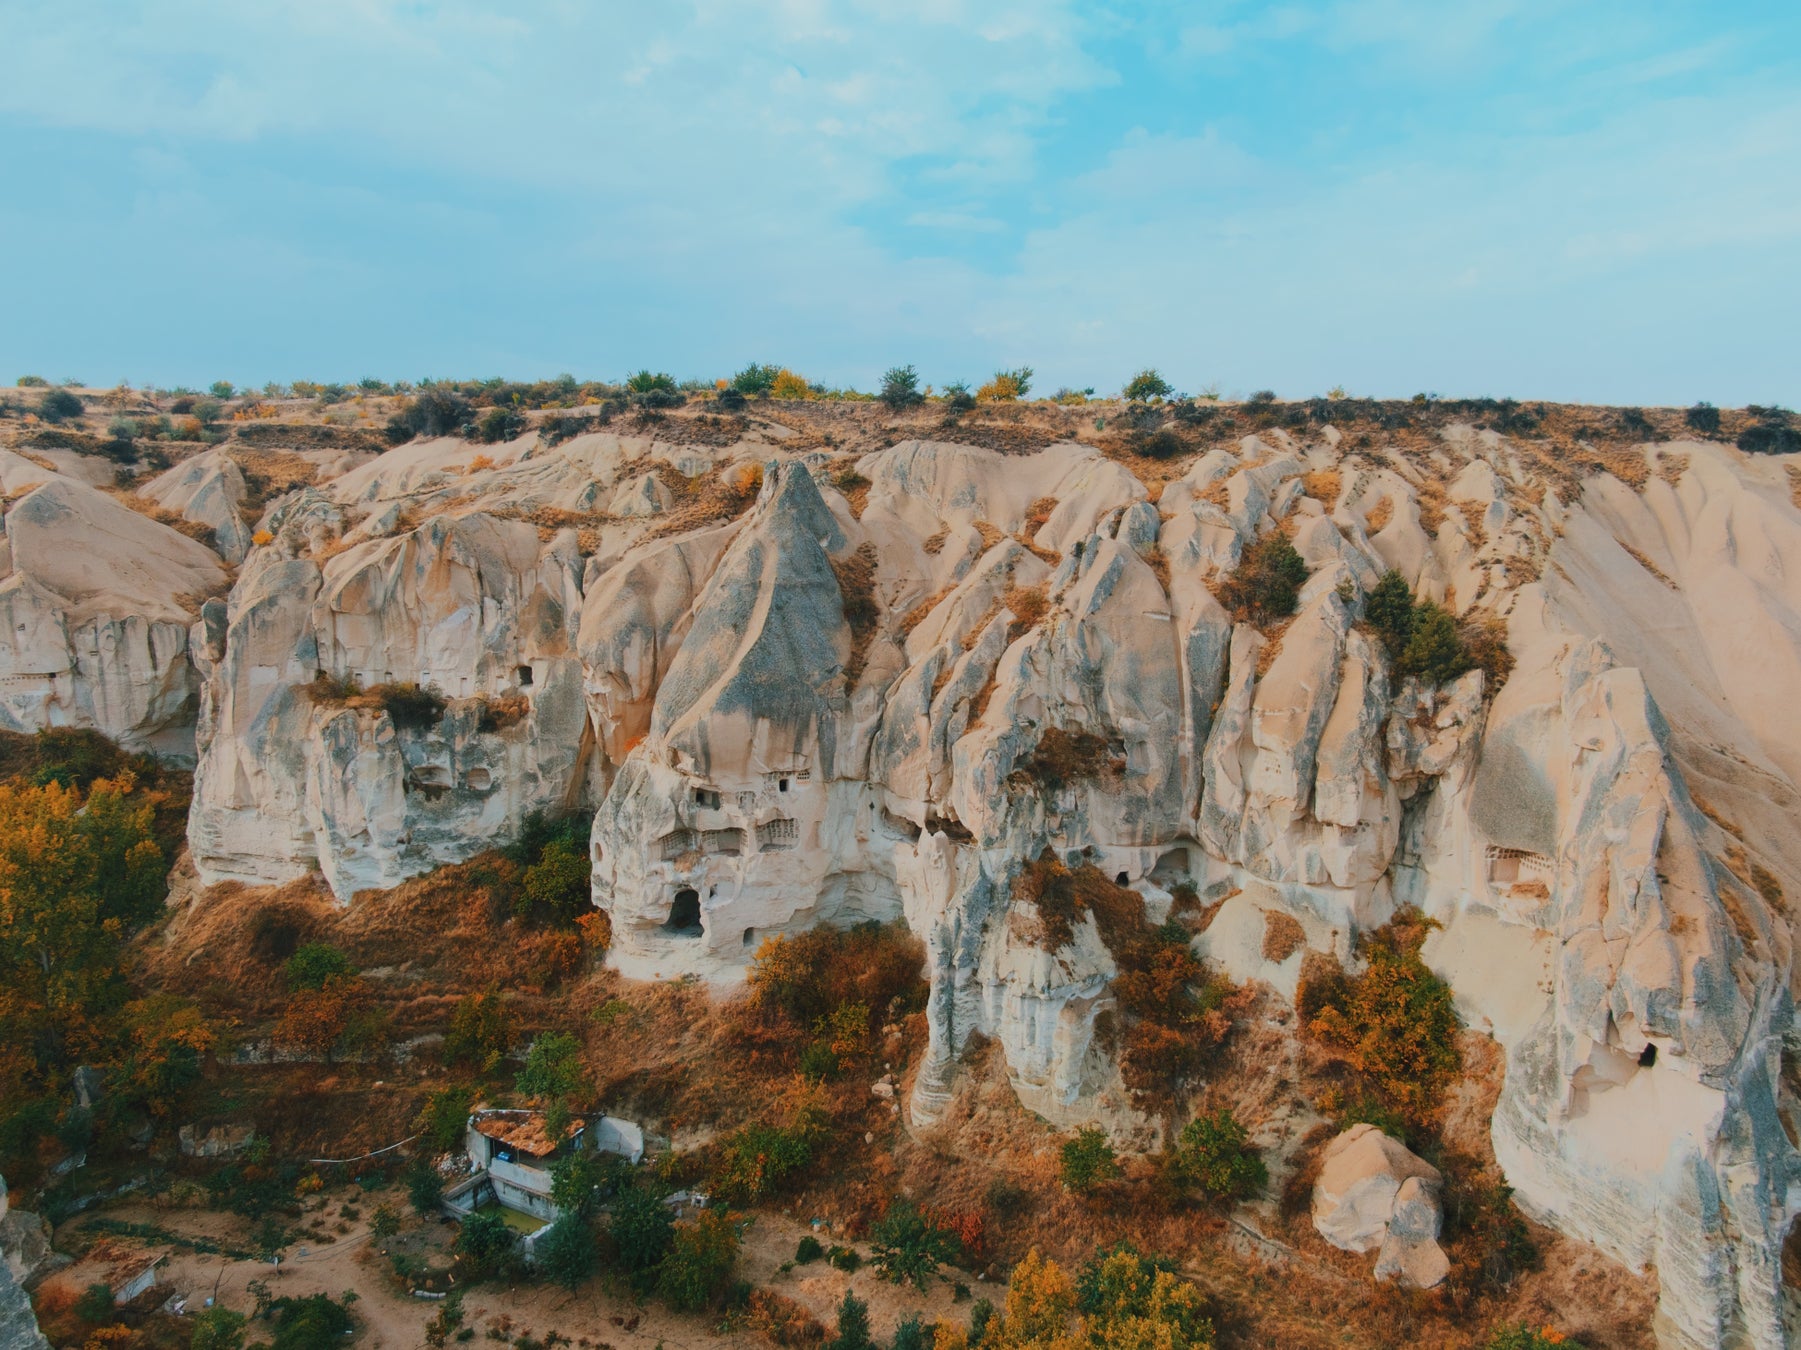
[1217, 534, 1309, 624]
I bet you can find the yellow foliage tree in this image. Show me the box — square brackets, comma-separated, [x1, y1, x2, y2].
[991, 1248, 1078, 1349]
[770, 369, 811, 400]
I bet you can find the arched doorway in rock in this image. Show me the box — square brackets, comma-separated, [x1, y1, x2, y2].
[664, 888, 702, 936]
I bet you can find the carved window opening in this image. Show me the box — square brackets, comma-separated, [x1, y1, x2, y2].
[757, 818, 799, 851]
[665, 888, 702, 936]
[702, 828, 744, 856]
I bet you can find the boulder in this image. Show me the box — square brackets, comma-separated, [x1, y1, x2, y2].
[1312, 1124, 1448, 1288]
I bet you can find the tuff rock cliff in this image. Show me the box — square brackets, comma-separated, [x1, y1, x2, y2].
[2, 399, 1797, 1347]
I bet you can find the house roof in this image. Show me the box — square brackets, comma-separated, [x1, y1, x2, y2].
[471, 1110, 581, 1158]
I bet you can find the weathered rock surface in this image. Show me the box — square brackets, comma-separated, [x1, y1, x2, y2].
[50, 411, 1793, 1349]
[0, 1177, 53, 1350]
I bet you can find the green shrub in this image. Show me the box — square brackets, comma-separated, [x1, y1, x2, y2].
[406, 1159, 444, 1216]
[475, 406, 525, 443]
[1445, 1173, 1539, 1294]
[967, 1297, 994, 1343]
[416, 1085, 474, 1152]
[515, 1031, 583, 1101]
[795, 1234, 824, 1264]
[38, 388, 84, 423]
[827, 1244, 861, 1272]
[711, 1116, 821, 1204]
[1740, 422, 1801, 455]
[731, 363, 779, 396]
[868, 1197, 960, 1288]
[1684, 401, 1720, 434]
[386, 390, 473, 443]
[891, 1314, 930, 1350]
[1123, 369, 1173, 402]
[444, 987, 514, 1072]
[190, 1303, 247, 1350]
[210, 381, 235, 399]
[549, 1149, 631, 1221]
[1167, 1109, 1265, 1202]
[284, 942, 353, 992]
[262, 1293, 355, 1350]
[16, 375, 49, 388]
[626, 370, 677, 394]
[879, 364, 924, 410]
[372, 682, 446, 731]
[75, 1282, 115, 1323]
[1217, 533, 1309, 624]
[1397, 601, 1469, 685]
[940, 380, 975, 412]
[654, 1209, 739, 1312]
[1059, 1127, 1121, 1194]
[1364, 569, 1416, 656]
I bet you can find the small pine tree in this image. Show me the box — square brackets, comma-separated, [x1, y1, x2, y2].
[1058, 1127, 1121, 1195]
[827, 1290, 874, 1350]
[1364, 569, 1416, 658]
[891, 1312, 930, 1350]
[880, 365, 924, 410]
[1397, 601, 1470, 685]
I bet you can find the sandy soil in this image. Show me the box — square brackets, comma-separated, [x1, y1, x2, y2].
[52, 1186, 986, 1350]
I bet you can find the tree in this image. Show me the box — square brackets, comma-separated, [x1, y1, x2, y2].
[284, 942, 353, 991]
[405, 1158, 444, 1216]
[608, 1181, 675, 1278]
[423, 1289, 464, 1348]
[1167, 1110, 1266, 1203]
[993, 1248, 1075, 1347]
[731, 362, 780, 396]
[1684, 402, 1720, 434]
[1364, 569, 1416, 658]
[516, 835, 590, 926]
[1075, 1243, 1212, 1349]
[369, 1204, 401, 1242]
[826, 1291, 874, 1350]
[977, 367, 1033, 402]
[626, 370, 677, 393]
[941, 380, 976, 412]
[111, 994, 213, 1119]
[869, 1197, 960, 1289]
[1122, 369, 1173, 402]
[654, 1209, 740, 1312]
[38, 388, 84, 422]
[515, 1031, 583, 1101]
[189, 1304, 247, 1350]
[536, 1211, 598, 1292]
[272, 974, 372, 1061]
[444, 986, 515, 1072]
[1397, 601, 1470, 685]
[549, 1148, 629, 1221]
[880, 365, 924, 410]
[770, 368, 811, 400]
[453, 1208, 518, 1280]
[415, 1085, 474, 1152]
[1058, 1128, 1121, 1195]
[209, 381, 235, 399]
[1216, 534, 1309, 624]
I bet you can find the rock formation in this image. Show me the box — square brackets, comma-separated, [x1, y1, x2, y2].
[4, 398, 1794, 1346]
[1311, 1123, 1449, 1289]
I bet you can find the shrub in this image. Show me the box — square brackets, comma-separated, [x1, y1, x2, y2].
[386, 390, 473, 443]
[1684, 402, 1720, 434]
[262, 1293, 355, 1350]
[272, 973, 376, 1060]
[75, 1282, 115, 1323]
[515, 832, 590, 928]
[16, 375, 49, 387]
[1075, 1243, 1213, 1349]
[38, 388, 84, 423]
[879, 364, 924, 410]
[372, 682, 446, 730]
[1167, 1109, 1265, 1203]
[731, 362, 780, 396]
[827, 1245, 861, 1272]
[549, 1149, 630, 1221]
[1216, 534, 1309, 624]
[1123, 369, 1173, 402]
[655, 1208, 740, 1312]
[977, 366, 1033, 402]
[284, 942, 353, 992]
[891, 1313, 930, 1350]
[369, 1203, 401, 1241]
[210, 381, 235, 399]
[1247, 389, 1277, 405]
[715, 387, 748, 412]
[475, 407, 525, 443]
[444, 986, 515, 1071]
[770, 368, 811, 400]
[1059, 1127, 1121, 1195]
[1014, 727, 1124, 794]
[190, 1304, 247, 1350]
[826, 1291, 873, 1350]
[711, 1115, 822, 1204]
[869, 1197, 961, 1288]
[1302, 911, 1460, 1128]
[625, 370, 677, 393]
[746, 920, 926, 1029]
[536, 1211, 598, 1291]
[1364, 569, 1415, 657]
[1486, 1325, 1578, 1350]
[1444, 1173, 1539, 1294]
[1739, 423, 1801, 455]
[746, 1288, 827, 1346]
[795, 1234, 825, 1264]
[940, 380, 976, 412]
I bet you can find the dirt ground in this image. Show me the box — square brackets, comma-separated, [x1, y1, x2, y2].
[51, 1185, 983, 1350]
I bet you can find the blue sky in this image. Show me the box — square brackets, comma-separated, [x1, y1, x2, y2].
[2, 1, 1797, 404]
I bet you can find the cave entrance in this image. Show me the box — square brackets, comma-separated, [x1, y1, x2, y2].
[664, 888, 702, 937]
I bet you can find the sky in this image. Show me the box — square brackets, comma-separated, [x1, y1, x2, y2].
[1, 1, 1797, 405]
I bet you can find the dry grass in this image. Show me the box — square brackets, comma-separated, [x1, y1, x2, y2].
[1590, 444, 1651, 490]
[973, 519, 1007, 553]
[1300, 468, 1341, 507]
[1414, 479, 1448, 534]
[1454, 500, 1488, 551]
[1003, 582, 1049, 642]
[831, 542, 881, 685]
[1363, 494, 1393, 533]
[1261, 910, 1306, 963]
[922, 528, 949, 555]
[106, 489, 219, 549]
[1788, 465, 1801, 511]
[1658, 452, 1690, 486]
[899, 585, 956, 638]
[1619, 541, 1677, 588]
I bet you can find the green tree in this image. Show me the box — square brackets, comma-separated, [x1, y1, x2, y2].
[415, 1085, 474, 1152]
[516, 835, 590, 926]
[1122, 369, 1173, 402]
[549, 1148, 629, 1221]
[190, 1304, 247, 1350]
[826, 1290, 874, 1350]
[444, 986, 515, 1072]
[284, 942, 353, 991]
[1217, 534, 1309, 624]
[869, 1197, 959, 1289]
[453, 1208, 518, 1280]
[535, 1211, 598, 1292]
[405, 1158, 444, 1216]
[891, 1314, 930, 1350]
[516, 1031, 584, 1101]
[1168, 1110, 1266, 1203]
[1075, 1243, 1213, 1348]
[1397, 601, 1470, 685]
[608, 1182, 675, 1279]
[38, 388, 84, 422]
[654, 1208, 740, 1312]
[75, 1283, 116, 1323]
[731, 362, 780, 396]
[263, 1293, 354, 1350]
[879, 365, 924, 410]
[1364, 569, 1416, 658]
[369, 1204, 401, 1242]
[1059, 1128, 1121, 1195]
[625, 370, 677, 393]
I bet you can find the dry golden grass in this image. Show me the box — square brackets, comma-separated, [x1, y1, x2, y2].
[1620, 541, 1677, 589]
[1300, 468, 1341, 507]
[1658, 452, 1690, 486]
[1364, 495, 1393, 533]
[1590, 443, 1651, 490]
[922, 528, 949, 555]
[1414, 479, 1448, 534]
[1261, 910, 1306, 963]
[973, 519, 1007, 552]
[1454, 499, 1488, 551]
[1788, 465, 1801, 511]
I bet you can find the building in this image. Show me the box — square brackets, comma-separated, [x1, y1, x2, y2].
[442, 1108, 644, 1227]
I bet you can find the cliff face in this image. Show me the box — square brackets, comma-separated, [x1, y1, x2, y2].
[7, 402, 1793, 1346]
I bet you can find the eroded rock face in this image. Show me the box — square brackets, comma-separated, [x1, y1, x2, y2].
[163, 416, 1801, 1346]
[1312, 1123, 1449, 1289]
